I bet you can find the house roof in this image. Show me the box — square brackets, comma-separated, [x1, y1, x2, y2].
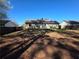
[65, 21, 79, 24]
[0, 19, 9, 26]
[25, 19, 59, 24]
[0, 19, 18, 27]
[43, 21, 59, 24]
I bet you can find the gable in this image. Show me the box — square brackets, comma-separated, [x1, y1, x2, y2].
[5, 21, 18, 27]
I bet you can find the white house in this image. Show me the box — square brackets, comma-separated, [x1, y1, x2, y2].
[23, 18, 59, 30]
[60, 20, 79, 29]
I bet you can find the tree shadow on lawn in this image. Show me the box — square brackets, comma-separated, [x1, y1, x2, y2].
[0, 40, 29, 58]
[1, 35, 43, 59]
[61, 31, 79, 39]
[55, 41, 79, 59]
[1, 34, 79, 59]
[52, 51, 61, 59]
[17, 35, 79, 59]
[28, 35, 61, 59]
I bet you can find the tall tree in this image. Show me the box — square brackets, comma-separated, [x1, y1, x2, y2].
[0, 0, 11, 20]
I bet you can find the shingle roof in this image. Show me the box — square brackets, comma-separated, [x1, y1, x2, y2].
[25, 19, 59, 24]
[65, 21, 79, 24]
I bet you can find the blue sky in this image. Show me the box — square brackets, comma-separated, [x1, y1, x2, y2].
[9, 0, 79, 25]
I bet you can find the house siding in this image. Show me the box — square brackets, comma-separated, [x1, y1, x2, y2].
[23, 23, 59, 30]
